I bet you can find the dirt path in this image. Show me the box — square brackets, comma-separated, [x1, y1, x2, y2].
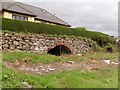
[4, 59, 118, 75]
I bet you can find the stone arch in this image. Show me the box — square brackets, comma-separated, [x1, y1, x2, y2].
[47, 44, 72, 56]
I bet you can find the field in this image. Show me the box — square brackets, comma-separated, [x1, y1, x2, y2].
[2, 51, 118, 88]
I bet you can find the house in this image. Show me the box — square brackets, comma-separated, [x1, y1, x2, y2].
[1, 1, 71, 27]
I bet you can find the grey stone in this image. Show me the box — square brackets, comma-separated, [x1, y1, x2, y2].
[35, 47, 39, 51]
[13, 41, 19, 46]
[16, 46, 23, 49]
[23, 44, 29, 50]
[9, 45, 15, 50]
[16, 37, 22, 41]
[11, 36, 16, 40]
[3, 44, 9, 48]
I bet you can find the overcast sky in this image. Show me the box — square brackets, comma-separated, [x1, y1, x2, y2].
[10, 0, 119, 36]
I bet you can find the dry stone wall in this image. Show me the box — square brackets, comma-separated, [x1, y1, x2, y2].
[2, 32, 96, 55]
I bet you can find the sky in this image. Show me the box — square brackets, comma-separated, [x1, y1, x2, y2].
[4, 0, 119, 36]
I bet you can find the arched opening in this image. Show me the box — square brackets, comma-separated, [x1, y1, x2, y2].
[47, 45, 72, 56]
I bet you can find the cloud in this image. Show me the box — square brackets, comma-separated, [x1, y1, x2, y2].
[15, 0, 119, 2]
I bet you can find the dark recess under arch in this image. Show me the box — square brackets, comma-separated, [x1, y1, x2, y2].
[47, 45, 72, 56]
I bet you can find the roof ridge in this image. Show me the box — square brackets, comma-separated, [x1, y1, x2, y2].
[4, 2, 36, 16]
[5, 2, 15, 9]
[14, 2, 36, 16]
[16, 2, 44, 11]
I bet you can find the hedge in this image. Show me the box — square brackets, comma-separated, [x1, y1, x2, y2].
[2, 18, 116, 46]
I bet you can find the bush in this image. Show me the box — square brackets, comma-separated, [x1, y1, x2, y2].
[2, 18, 116, 46]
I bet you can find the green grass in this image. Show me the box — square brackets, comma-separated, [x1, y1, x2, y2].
[2, 51, 61, 64]
[86, 52, 118, 61]
[3, 51, 118, 64]
[62, 52, 118, 63]
[2, 65, 118, 88]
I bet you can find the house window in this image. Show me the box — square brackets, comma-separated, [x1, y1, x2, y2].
[12, 15, 28, 21]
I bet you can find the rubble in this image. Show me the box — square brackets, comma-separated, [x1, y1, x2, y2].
[104, 60, 111, 64]
[103, 60, 118, 65]
[67, 61, 74, 64]
[4, 58, 118, 76]
[111, 62, 118, 65]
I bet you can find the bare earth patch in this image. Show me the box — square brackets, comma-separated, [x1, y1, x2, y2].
[4, 58, 118, 75]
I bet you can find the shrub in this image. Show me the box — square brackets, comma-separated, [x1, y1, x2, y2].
[2, 18, 116, 46]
